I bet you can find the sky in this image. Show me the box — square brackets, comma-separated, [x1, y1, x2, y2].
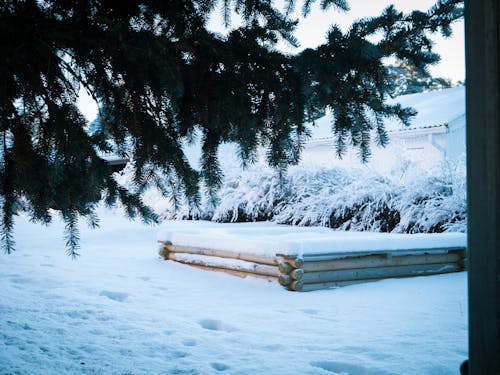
[278, 0, 465, 81]
[78, 0, 465, 121]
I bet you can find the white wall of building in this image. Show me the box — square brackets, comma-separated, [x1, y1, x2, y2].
[301, 87, 466, 173]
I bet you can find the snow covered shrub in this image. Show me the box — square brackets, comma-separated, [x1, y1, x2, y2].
[268, 166, 405, 232]
[211, 165, 282, 222]
[272, 166, 354, 227]
[325, 175, 401, 232]
[118, 153, 467, 233]
[395, 160, 467, 233]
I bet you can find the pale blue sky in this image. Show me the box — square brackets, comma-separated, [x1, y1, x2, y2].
[207, 0, 465, 81]
[283, 0, 465, 81]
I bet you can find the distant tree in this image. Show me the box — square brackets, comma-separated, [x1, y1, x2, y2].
[387, 60, 455, 97]
[0, 0, 463, 255]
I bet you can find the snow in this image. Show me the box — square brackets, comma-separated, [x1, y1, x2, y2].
[123, 88, 467, 232]
[301, 87, 466, 172]
[170, 253, 274, 274]
[135, 158, 467, 234]
[385, 87, 465, 131]
[1, 207, 468, 374]
[5, 85, 469, 374]
[158, 220, 466, 257]
[307, 87, 465, 140]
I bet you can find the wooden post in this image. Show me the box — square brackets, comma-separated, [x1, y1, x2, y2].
[465, 0, 500, 373]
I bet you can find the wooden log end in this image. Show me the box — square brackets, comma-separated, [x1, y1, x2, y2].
[294, 257, 304, 268]
[279, 274, 292, 286]
[447, 248, 467, 257]
[159, 247, 169, 260]
[158, 240, 172, 245]
[291, 268, 304, 281]
[278, 261, 293, 274]
[289, 280, 304, 292]
[458, 258, 469, 271]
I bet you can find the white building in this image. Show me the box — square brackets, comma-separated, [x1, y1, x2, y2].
[301, 86, 466, 172]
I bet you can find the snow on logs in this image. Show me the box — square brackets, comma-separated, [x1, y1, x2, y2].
[159, 240, 466, 292]
[276, 248, 467, 292]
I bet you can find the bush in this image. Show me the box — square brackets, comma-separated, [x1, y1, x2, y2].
[120, 157, 467, 233]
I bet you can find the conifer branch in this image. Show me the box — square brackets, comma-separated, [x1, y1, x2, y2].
[62, 210, 80, 259]
[0, 0, 464, 254]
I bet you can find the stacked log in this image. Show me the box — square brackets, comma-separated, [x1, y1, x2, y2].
[277, 248, 467, 292]
[159, 240, 466, 291]
[159, 241, 280, 280]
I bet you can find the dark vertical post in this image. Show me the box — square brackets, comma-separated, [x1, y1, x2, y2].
[465, 0, 500, 373]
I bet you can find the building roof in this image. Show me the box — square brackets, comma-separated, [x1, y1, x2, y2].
[307, 86, 466, 141]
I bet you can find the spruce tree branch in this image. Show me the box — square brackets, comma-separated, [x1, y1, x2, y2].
[56, 54, 106, 122]
[375, 1, 463, 58]
[0, 0, 465, 255]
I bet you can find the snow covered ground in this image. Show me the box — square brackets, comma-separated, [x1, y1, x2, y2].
[1, 208, 468, 374]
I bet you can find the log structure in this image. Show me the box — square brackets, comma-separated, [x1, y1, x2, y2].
[158, 241, 466, 292]
[276, 247, 467, 292]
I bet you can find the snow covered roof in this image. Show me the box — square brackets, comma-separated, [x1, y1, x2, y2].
[307, 86, 465, 140]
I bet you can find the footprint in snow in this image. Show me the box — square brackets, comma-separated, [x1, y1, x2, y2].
[198, 319, 237, 333]
[182, 338, 197, 347]
[171, 350, 189, 359]
[9, 274, 31, 285]
[99, 290, 128, 302]
[301, 309, 319, 315]
[211, 363, 230, 372]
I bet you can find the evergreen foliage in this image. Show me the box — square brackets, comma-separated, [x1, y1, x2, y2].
[0, 0, 463, 254]
[387, 61, 455, 97]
